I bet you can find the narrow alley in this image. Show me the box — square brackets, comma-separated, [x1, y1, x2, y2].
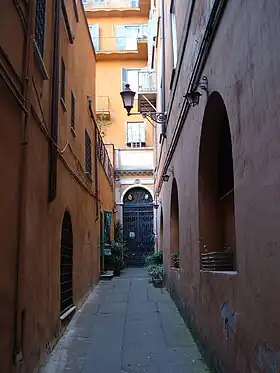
[40, 269, 208, 373]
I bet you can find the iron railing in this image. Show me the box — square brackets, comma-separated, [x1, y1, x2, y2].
[201, 251, 235, 272]
[138, 71, 157, 93]
[96, 129, 114, 185]
[82, 0, 139, 10]
[94, 34, 147, 52]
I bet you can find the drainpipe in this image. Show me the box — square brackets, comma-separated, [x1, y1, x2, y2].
[49, 0, 61, 202]
[154, 0, 165, 252]
[13, 0, 34, 364]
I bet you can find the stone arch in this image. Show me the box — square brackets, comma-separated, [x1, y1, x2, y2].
[198, 91, 236, 271]
[121, 184, 154, 203]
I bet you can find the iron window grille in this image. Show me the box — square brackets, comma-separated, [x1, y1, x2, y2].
[61, 58, 66, 102]
[71, 91, 75, 129]
[85, 130, 92, 176]
[35, 0, 46, 56]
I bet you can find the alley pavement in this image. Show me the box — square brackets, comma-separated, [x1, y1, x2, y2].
[40, 268, 209, 373]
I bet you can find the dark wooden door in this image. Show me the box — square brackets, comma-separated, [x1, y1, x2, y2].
[123, 188, 154, 266]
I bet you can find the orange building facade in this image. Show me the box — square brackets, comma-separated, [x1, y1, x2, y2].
[0, 1, 114, 372]
[84, 0, 157, 265]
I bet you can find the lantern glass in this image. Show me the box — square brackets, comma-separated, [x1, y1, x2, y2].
[186, 91, 201, 107]
[120, 84, 136, 114]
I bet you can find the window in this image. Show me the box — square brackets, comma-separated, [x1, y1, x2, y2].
[35, 0, 46, 56]
[61, 58, 66, 102]
[71, 91, 75, 129]
[85, 130, 92, 176]
[170, 1, 178, 68]
[122, 68, 141, 93]
[116, 24, 148, 51]
[126, 122, 145, 147]
[82, 0, 88, 4]
[130, 0, 139, 7]
[89, 24, 99, 51]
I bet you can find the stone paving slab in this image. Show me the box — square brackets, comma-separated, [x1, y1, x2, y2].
[40, 268, 210, 373]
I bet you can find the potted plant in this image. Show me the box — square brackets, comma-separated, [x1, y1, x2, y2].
[150, 264, 164, 288]
[110, 241, 123, 276]
[170, 252, 180, 268]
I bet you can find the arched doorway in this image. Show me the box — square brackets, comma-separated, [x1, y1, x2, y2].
[160, 207, 163, 250]
[198, 91, 236, 271]
[170, 178, 180, 268]
[123, 187, 154, 266]
[60, 211, 73, 315]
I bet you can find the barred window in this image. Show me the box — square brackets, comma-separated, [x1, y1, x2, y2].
[61, 58, 66, 101]
[85, 130, 92, 176]
[35, 0, 46, 56]
[71, 91, 75, 129]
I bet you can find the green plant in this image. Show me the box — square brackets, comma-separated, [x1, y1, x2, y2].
[96, 112, 112, 137]
[145, 251, 163, 267]
[170, 252, 180, 268]
[150, 264, 164, 281]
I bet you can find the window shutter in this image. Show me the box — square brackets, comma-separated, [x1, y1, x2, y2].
[89, 24, 99, 51]
[139, 123, 145, 143]
[122, 68, 128, 90]
[126, 123, 133, 143]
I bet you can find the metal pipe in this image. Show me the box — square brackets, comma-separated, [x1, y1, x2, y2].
[13, 0, 33, 363]
[49, 0, 61, 202]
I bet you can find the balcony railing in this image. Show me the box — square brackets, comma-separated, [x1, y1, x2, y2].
[82, 0, 139, 10]
[201, 251, 235, 272]
[115, 148, 154, 171]
[96, 96, 110, 113]
[138, 71, 157, 93]
[93, 35, 147, 52]
[96, 130, 114, 185]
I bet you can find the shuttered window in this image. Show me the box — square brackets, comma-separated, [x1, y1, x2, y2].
[61, 58, 66, 102]
[35, 0, 46, 56]
[126, 122, 145, 147]
[71, 91, 75, 129]
[85, 130, 92, 175]
[89, 24, 99, 51]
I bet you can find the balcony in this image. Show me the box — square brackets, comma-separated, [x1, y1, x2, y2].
[82, 0, 149, 17]
[96, 96, 110, 120]
[94, 36, 148, 61]
[115, 148, 154, 174]
[137, 70, 157, 113]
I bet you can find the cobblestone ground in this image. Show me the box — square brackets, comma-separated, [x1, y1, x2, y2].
[40, 268, 210, 373]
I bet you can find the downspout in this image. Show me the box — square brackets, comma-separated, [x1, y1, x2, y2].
[155, 0, 165, 251]
[49, 0, 61, 202]
[14, 0, 33, 364]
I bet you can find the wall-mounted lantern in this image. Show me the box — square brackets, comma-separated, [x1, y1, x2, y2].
[120, 84, 167, 125]
[184, 76, 209, 107]
[162, 166, 174, 182]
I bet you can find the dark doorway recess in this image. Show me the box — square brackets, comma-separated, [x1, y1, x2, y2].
[170, 178, 180, 268]
[123, 187, 154, 267]
[60, 211, 74, 315]
[198, 91, 236, 271]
